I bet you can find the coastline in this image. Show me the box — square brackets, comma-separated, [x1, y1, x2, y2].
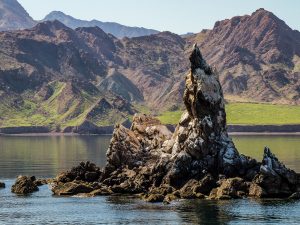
[1, 124, 300, 136]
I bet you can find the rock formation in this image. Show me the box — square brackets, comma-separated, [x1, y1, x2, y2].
[11, 176, 39, 194]
[51, 45, 300, 202]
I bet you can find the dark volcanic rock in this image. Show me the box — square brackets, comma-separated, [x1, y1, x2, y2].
[51, 161, 104, 195]
[52, 182, 94, 196]
[55, 161, 102, 183]
[11, 176, 39, 194]
[0, 181, 5, 188]
[251, 147, 299, 197]
[51, 45, 300, 202]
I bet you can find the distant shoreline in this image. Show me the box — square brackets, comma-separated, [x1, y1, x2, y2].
[1, 133, 300, 137]
[1, 124, 300, 136]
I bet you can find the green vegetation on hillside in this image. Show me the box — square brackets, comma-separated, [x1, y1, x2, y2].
[157, 103, 300, 125]
[0, 81, 133, 130]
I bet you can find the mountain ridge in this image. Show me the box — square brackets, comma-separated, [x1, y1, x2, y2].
[187, 8, 300, 104]
[0, 8, 299, 130]
[0, 0, 159, 38]
[0, 0, 35, 31]
[43, 11, 160, 38]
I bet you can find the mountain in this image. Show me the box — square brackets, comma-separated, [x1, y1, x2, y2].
[0, 0, 36, 31]
[0, 20, 185, 129]
[43, 11, 159, 38]
[0, 9, 299, 130]
[0, 21, 136, 129]
[0, 0, 159, 38]
[187, 8, 300, 104]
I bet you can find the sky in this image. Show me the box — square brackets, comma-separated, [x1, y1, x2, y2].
[18, 0, 300, 34]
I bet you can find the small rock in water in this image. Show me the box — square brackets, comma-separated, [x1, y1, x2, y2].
[0, 181, 5, 188]
[11, 176, 39, 194]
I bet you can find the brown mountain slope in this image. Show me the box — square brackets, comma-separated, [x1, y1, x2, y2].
[187, 8, 300, 104]
[0, 21, 136, 128]
[0, 9, 300, 129]
[0, 0, 36, 31]
[117, 31, 188, 109]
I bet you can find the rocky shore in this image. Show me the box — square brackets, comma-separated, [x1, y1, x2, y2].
[11, 45, 300, 202]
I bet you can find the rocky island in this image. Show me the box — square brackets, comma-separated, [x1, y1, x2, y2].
[12, 45, 300, 202]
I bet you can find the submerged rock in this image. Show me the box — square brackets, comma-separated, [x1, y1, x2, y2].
[51, 45, 300, 202]
[11, 176, 39, 194]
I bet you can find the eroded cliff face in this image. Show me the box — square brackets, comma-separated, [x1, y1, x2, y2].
[49, 45, 300, 202]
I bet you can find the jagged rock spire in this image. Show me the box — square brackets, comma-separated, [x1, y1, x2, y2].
[51, 44, 300, 202]
[189, 44, 212, 75]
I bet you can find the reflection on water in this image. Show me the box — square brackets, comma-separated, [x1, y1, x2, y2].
[0, 180, 299, 225]
[0, 135, 300, 224]
[0, 135, 111, 178]
[233, 135, 300, 172]
[0, 135, 299, 179]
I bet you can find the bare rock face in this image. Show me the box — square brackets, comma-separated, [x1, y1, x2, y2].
[51, 45, 300, 201]
[142, 44, 260, 193]
[251, 147, 299, 197]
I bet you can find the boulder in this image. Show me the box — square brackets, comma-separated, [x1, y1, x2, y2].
[195, 174, 217, 195]
[51, 182, 94, 196]
[248, 183, 267, 198]
[208, 177, 249, 200]
[87, 186, 113, 196]
[163, 193, 180, 204]
[0, 181, 5, 188]
[55, 161, 101, 183]
[11, 176, 39, 194]
[143, 194, 165, 203]
[179, 179, 200, 199]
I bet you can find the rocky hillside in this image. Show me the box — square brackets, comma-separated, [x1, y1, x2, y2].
[0, 8, 299, 130]
[0, 0, 36, 31]
[187, 8, 300, 104]
[0, 21, 137, 129]
[0, 19, 189, 129]
[43, 11, 159, 38]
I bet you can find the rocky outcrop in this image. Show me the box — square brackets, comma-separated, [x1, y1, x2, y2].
[51, 161, 103, 195]
[51, 45, 300, 202]
[250, 147, 299, 197]
[11, 176, 39, 195]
